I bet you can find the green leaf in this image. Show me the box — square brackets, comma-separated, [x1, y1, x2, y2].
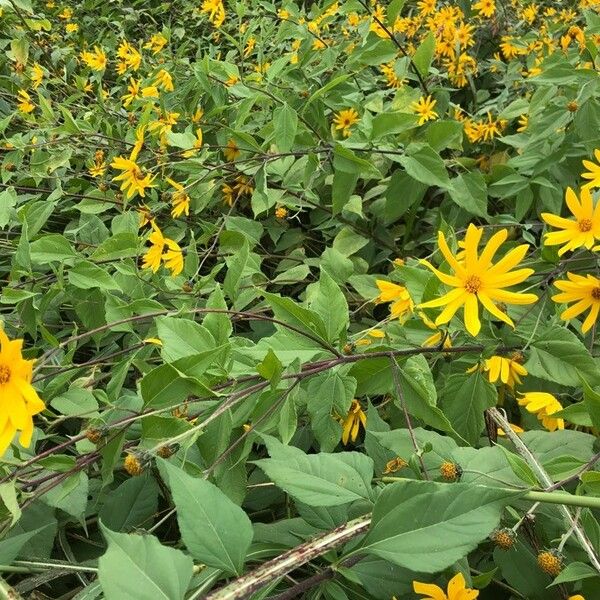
[333, 144, 381, 177]
[99, 525, 193, 600]
[442, 372, 497, 445]
[358, 480, 523, 572]
[551, 561, 599, 585]
[581, 377, 600, 431]
[332, 169, 359, 215]
[263, 291, 330, 346]
[309, 268, 349, 343]
[448, 172, 489, 218]
[155, 316, 215, 361]
[99, 475, 159, 532]
[255, 445, 374, 507]
[0, 527, 46, 564]
[0, 187, 17, 228]
[371, 112, 418, 140]
[256, 348, 283, 388]
[399, 145, 450, 189]
[394, 355, 457, 436]
[68, 261, 119, 290]
[29, 234, 76, 264]
[411, 32, 435, 78]
[158, 459, 253, 575]
[273, 103, 298, 153]
[525, 327, 600, 387]
[306, 368, 356, 452]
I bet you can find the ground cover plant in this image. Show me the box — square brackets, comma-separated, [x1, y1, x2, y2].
[0, 0, 599, 598]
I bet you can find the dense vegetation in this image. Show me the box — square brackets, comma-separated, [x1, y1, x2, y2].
[0, 0, 599, 598]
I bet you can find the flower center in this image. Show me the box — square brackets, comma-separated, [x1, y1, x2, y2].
[579, 218, 593, 232]
[0, 365, 11, 385]
[592, 287, 600, 300]
[465, 275, 482, 294]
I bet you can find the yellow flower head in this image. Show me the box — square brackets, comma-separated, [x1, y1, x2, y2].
[0, 329, 45, 456]
[31, 63, 44, 89]
[541, 187, 600, 255]
[142, 224, 184, 276]
[154, 68, 174, 92]
[518, 392, 564, 432]
[481, 355, 527, 388]
[17, 90, 35, 114]
[375, 280, 414, 322]
[581, 149, 600, 189]
[413, 572, 479, 600]
[341, 399, 366, 445]
[144, 33, 168, 55]
[332, 108, 360, 137]
[552, 272, 600, 333]
[166, 178, 191, 218]
[80, 46, 107, 71]
[223, 139, 240, 162]
[411, 95, 438, 126]
[472, 0, 495, 18]
[419, 225, 537, 336]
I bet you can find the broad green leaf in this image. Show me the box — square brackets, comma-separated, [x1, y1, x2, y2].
[358, 480, 523, 572]
[255, 445, 374, 507]
[68, 261, 119, 290]
[581, 377, 600, 431]
[399, 145, 450, 189]
[442, 372, 497, 445]
[309, 268, 349, 343]
[332, 169, 358, 215]
[448, 172, 489, 218]
[525, 326, 600, 387]
[155, 316, 215, 361]
[273, 103, 298, 153]
[99, 525, 193, 600]
[29, 234, 76, 264]
[411, 32, 435, 78]
[551, 561, 599, 585]
[0, 527, 46, 564]
[159, 460, 253, 575]
[371, 112, 418, 140]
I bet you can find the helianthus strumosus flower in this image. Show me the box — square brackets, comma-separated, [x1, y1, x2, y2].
[144, 33, 168, 55]
[223, 139, 240, 162]
[142, 223, 184, 276]
[341, 399, 366, 445]
[552, 272, 600, 333]
[166, 178, 190, 218]
[80, 46, 107, 71]
[16, 90, 35, 114]
[412, 572, 479, 600]
[541, 187, 600, 255]
[374, 280, 414, 322]
[332, 108, 360, 137]
[581, 149, 600, 189]
[418, 224, 537, 336]
[469, 354, 527, 388]
[110, 127, 155, 199]
[0, 329, 45, 456]
[518, 392, 564, 432]
[473, 0, 496, 18]
[154, 68, 174, 92]
[30, 63, 44, 89]
[411, 95, 438, 126]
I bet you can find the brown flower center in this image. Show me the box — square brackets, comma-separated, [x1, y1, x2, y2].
[579, 218, 593, 232]
[465, 275, 482, 294]
[0, 365, 11, 385]
[592, 287, 600, 300]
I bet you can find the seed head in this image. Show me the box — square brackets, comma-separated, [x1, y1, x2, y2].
[124, 451, 147, 476]
[490, 528, 516, 550]
[537, 549, 563, 576]
[440, 461, 462, 482]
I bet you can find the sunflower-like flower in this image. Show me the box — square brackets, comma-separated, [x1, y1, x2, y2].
[142, 223, 184, 276]
[166, 178, 190, 218]
[469, 354, 527, 388]
[411, 95, 438, 126]
[332, 108, 360, 137]
[412, 572, 479, 600]
[541, 187, 600, 255]
[340, 399, 366, 445]
[418, 224, 537, 336]
[552, 272, 600, 333]
[0, 329, 45, 456]
[581, 149, 600, 189]
[374, 280, 414, 322]
[518, 392, 564, 432]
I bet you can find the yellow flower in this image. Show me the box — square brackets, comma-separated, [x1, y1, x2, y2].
[472, 0, 496, 18]
[0, 329, 45, 456]
[16, 90, 35, 114]
[332, 108, 360, 137]
[142, 85, 159, 98]
[341, 400, 366, 445]
[581, 149, 600, 189]
[413, 572, 479, 600]
[65, 23, 79, 33]
[201, 0, 226, 28]
[518, 392, 564, 432]
[163, 239, 184, 276]
[418, 224, 537, 337]
[80, 46, 107, 71]
[223, 139, 240, 162]
[110, 131, 155, 200]
[479, 355, 527, 388]
[541, 187, 600, 255]
[166, 178, 191, 218]
[275, 206, 288, 219]
[58, 7, 72, 19]
[142, 223, 166, 273]
[30, 63, 44, 89]
[517, 114, 528, 132]
[148, 110, 179, 138]
[154, 68, 174, 92]
[116, 40, 141, 72]
[411, 95, 438, 126]
[552, 272, 600, 333]
[568, 596, 585, 600]
[375, 280, 414, 322]
[121, 78, 141, 107]
[144, 33, 168, 55]
[88, 149, 107, 178]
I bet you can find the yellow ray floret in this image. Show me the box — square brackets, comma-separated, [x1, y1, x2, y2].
[552, 272, 600, 333]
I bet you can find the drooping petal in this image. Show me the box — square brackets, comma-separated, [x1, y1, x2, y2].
[477, 292, 514, 326]
[561, 298, 593, 320]
[463, 293, 481, 336]
[581, 301, 600, 333]
[485, 289, 538, 305]
[413, 580, 447, 600]
[419, 260, 462, 287]
[419, 287, 467, 310]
